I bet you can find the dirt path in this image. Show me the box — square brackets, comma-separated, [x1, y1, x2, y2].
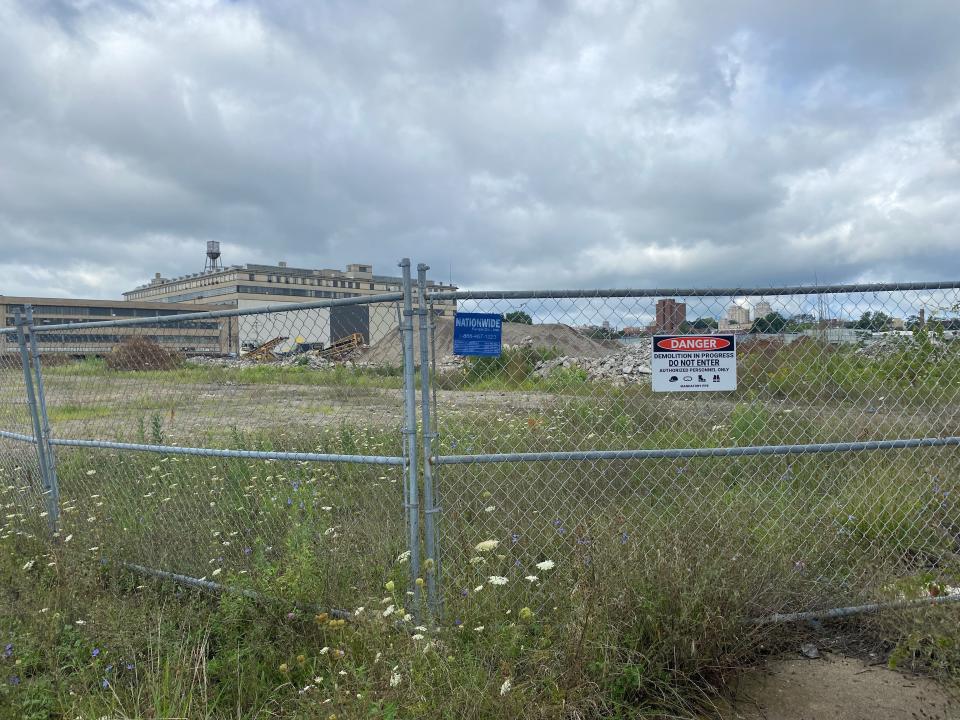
[720, 654, 954, 719]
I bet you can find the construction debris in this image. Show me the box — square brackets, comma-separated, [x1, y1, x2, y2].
[244, 336, 289, 363]
[532, 342, 653, 385]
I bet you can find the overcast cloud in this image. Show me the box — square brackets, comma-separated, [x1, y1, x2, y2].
[1, 0, 959, 299]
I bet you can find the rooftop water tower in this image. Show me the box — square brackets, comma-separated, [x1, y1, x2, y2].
[204, 241, 223, 272]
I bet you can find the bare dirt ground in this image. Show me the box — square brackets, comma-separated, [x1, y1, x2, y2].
[14, 368, 957, 446]
[719, 653, 955, 720]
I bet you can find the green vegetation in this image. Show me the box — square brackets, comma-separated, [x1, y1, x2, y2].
[1, 334, 959, 717]
[47, 357, 405, 390]
[502, 311, 533, 325]
[2, 399, 959, 717]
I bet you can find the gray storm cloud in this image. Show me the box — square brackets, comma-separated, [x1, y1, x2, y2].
[0, 0, 958, 298]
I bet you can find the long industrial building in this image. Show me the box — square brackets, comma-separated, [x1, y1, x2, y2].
[1, 296, 238, 356]
[122, 254, 457, 349]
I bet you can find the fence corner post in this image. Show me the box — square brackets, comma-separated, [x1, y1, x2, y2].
[14, 306, 59, 534]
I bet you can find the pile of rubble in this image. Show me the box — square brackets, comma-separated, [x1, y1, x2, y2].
[856, 333, 953, 361]
[187, 346, 368, 370]
[533, 342, 653, 385]
[186, 355, 253, 369]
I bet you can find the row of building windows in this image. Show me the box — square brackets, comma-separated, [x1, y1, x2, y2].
[128, 273, 393, 301]
[235, 285, 361, 299]
[5, 316, 221, 329]
[2, 304, 204, 319]
[23, 334, 223, 345]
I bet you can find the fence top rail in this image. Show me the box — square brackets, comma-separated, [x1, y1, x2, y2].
[425, 280, 960, 302]
[1, 291, 405, 334]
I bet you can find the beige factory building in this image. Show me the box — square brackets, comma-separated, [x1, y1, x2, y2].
[1, 296, 237, 356]
[123, 251, 457, 350]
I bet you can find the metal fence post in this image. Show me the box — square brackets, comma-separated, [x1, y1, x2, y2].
[417, 263, 441, 619]
[399, 259, 421, 605]
[26, 306, 59, 532]
[14, 306, 58, 533]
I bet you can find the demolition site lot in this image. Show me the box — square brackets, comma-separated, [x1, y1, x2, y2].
[1, 332, 960, 719]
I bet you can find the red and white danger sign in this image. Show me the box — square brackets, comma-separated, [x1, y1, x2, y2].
[651, 334, 737, 392]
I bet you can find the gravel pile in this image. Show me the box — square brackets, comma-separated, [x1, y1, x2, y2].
[362, 317, 613, 366]
[533, 342, 653, 385]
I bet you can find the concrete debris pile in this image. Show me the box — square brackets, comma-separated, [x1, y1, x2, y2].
[533, 342, 653, 385]
[856, 334, 953, 361]
[187, 346, 368, 370]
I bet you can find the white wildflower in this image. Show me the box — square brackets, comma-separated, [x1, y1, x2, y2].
[488, 576, 508, 586]
[395, 550, 411, 563]
[535, 560, 555, 571]
[524, 575, 539, 582]
[500, 677, 512, 695]
[474, 540, 499, 553]
[390, 671, 402, 687]
[22, 559, 35, 571]
[484, 506, 496, 513]
[383, 604, 395, 618]
[411, 634, 424, 641]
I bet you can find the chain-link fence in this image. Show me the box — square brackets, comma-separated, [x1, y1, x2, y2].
[0, 276, 419, 613]
[422, 282, 960, 623]
[2, 273, 959, 627]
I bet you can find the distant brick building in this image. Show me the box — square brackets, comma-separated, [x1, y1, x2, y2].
[653, 298, 686, 333]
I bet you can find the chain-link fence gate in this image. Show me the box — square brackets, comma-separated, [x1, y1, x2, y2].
[0, 262, 428, 615]
[2, 272, 960, 628]
[420, 281, 960, 625]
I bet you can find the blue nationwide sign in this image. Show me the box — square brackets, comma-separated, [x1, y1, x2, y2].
[453, 312, 503, 357]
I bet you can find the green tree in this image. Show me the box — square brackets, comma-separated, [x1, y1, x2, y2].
[503, 310, 533, 325]
[854, 311, 891, 332]
[750, 312, 788, 334]
[690, 317, 719, 331]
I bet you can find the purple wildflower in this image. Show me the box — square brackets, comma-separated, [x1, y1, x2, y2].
[92, 648, 100, 658]
[3, 643, 11, 658]
[8, 675, 19, 686]
[101, 678, 110, 689]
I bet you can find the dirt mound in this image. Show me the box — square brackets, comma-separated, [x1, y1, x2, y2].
[106, 337, 182, 371]
[361, 317, 614, 367]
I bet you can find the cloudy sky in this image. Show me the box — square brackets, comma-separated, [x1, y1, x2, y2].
[1, 0, 959, 299]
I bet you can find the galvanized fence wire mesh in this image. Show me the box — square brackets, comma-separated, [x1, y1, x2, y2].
[0, 292, 416, 612]
[422, 284, 960, 621]
[2, 277, 960, 628]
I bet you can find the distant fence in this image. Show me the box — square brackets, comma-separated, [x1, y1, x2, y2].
[1, 268, 959, 624]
